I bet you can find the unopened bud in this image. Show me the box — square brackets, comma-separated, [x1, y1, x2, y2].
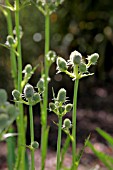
[12, 89, 21, 101]
[6, 104, 16, 118]
[24, 84, 34, 99]
[70, 50, 82, 65]
[0, 114, 8, 129]
[65, 104, 73, 112]
[57, 88, 66, 103]
[0, 89, 8, 105]
[32, 93, 41, 103]
[58, 106, 65, 114]
[7, 35, 15, 45]
[79, 63, 87, 73]
[31, 141, 39, 149]
[63, 118, 71, 128]
[88, 53, 99, 65]
[57, 57, 68, 72]
[24, 64, 32, 74]
[37, 78, 44, 92]
[46, 50, 56, 63]
[49, 102, 56, 111]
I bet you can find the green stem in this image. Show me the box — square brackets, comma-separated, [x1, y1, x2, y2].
[6, 126, 16, 170]
[56, 115, 62, 170]
[5, 0, 17, 88]
[41, 8, 50, 170]
[72, 79, 79, 170]
[29, 105, 35, 170]
[15, 1, 25, 169]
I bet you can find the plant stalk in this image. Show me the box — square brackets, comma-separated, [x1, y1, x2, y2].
[6, 126, 16, 170]
[29, 105, 35, 170]
[15, 0, 25, 169]
[72, 79, 79, 170]
[41, 8, 50, 170]
[56, 115, 62, 170]
[5, 0, 17, 88]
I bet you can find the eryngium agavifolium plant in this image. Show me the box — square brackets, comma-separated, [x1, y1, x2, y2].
[56, 50, 99, 169]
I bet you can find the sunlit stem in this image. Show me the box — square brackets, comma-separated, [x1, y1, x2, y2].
[5, 0, 17, 88]
[15, 0, 25, 169]
[72, 78, 79, 170]
[29, 104, 35, 170]
[41, 6, 50, 170]
[56, 115, 62, 170]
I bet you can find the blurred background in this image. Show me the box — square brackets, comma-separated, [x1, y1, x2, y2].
[0, 0, 113, 168]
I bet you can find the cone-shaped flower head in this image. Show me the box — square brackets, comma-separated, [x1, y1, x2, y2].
[24, 84, 34, 99]
[56, 57, 68, 73]
[12, 89, 21, 101]
[63, 118, 71, 129]
[0, 89, 8, 105]
[57, 88, 66, 103]
[69, 50, 82, 66]
[79, 62, 87, 73]
[32, 93, 41, 103]
[49, 102, 56, 111]
[87, 53, 99, 65]
[31, 141, 39, 149]
[23, 64, 32, 74]
[65, 104, 73, 112]
[37, 78, 45, 93]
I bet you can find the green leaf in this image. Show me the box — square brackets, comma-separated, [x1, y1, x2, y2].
[76, 134, 90, 165]
[60, 135, 70, 169]
[96, 128, 113, 147]
[88, 141, 113, 170]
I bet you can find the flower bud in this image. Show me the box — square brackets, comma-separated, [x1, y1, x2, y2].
[0, 114, 8, 130]
[6, 104, 16, 118]
[0, 89, 8, 105]
[63, 118, 71, 129]
[49, 102, 56, 111]
[24, 84, 34, 99]
[12, 89, 21, 101]
[37, 78, 45, 92]
[70, 50, 82, 65]
[79, 63, 87, 73]
[32, 93, 41, 103]
[7, 35, 15, 45]
[31, 141, 39, 149]
[88, 53, 99, 65]
[46, 50, 56, 63]
[57, 57, 68, 72]
[58, 106, 65, 114]
[24, 64, 32, 74]
[57, 88, 66, 103]
[65, 104, 73, 112]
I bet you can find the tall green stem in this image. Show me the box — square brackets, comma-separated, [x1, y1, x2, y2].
[5, 0, 17, 88]
[29, 105, 35, 170]
[72, 79, 79, 170]
[41, 8, 50, 170]
[15, 1, 25, 169]
[56, 115, 62, 170]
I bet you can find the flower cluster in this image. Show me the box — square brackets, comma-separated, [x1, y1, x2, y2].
[46, 50, 57, 66]
[56, 50, 99, 80]
[49, 88, 72, 118]
[36, 0, 65, 15]
[12, 81, 43, 106]
[0, 89, 19, 134]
